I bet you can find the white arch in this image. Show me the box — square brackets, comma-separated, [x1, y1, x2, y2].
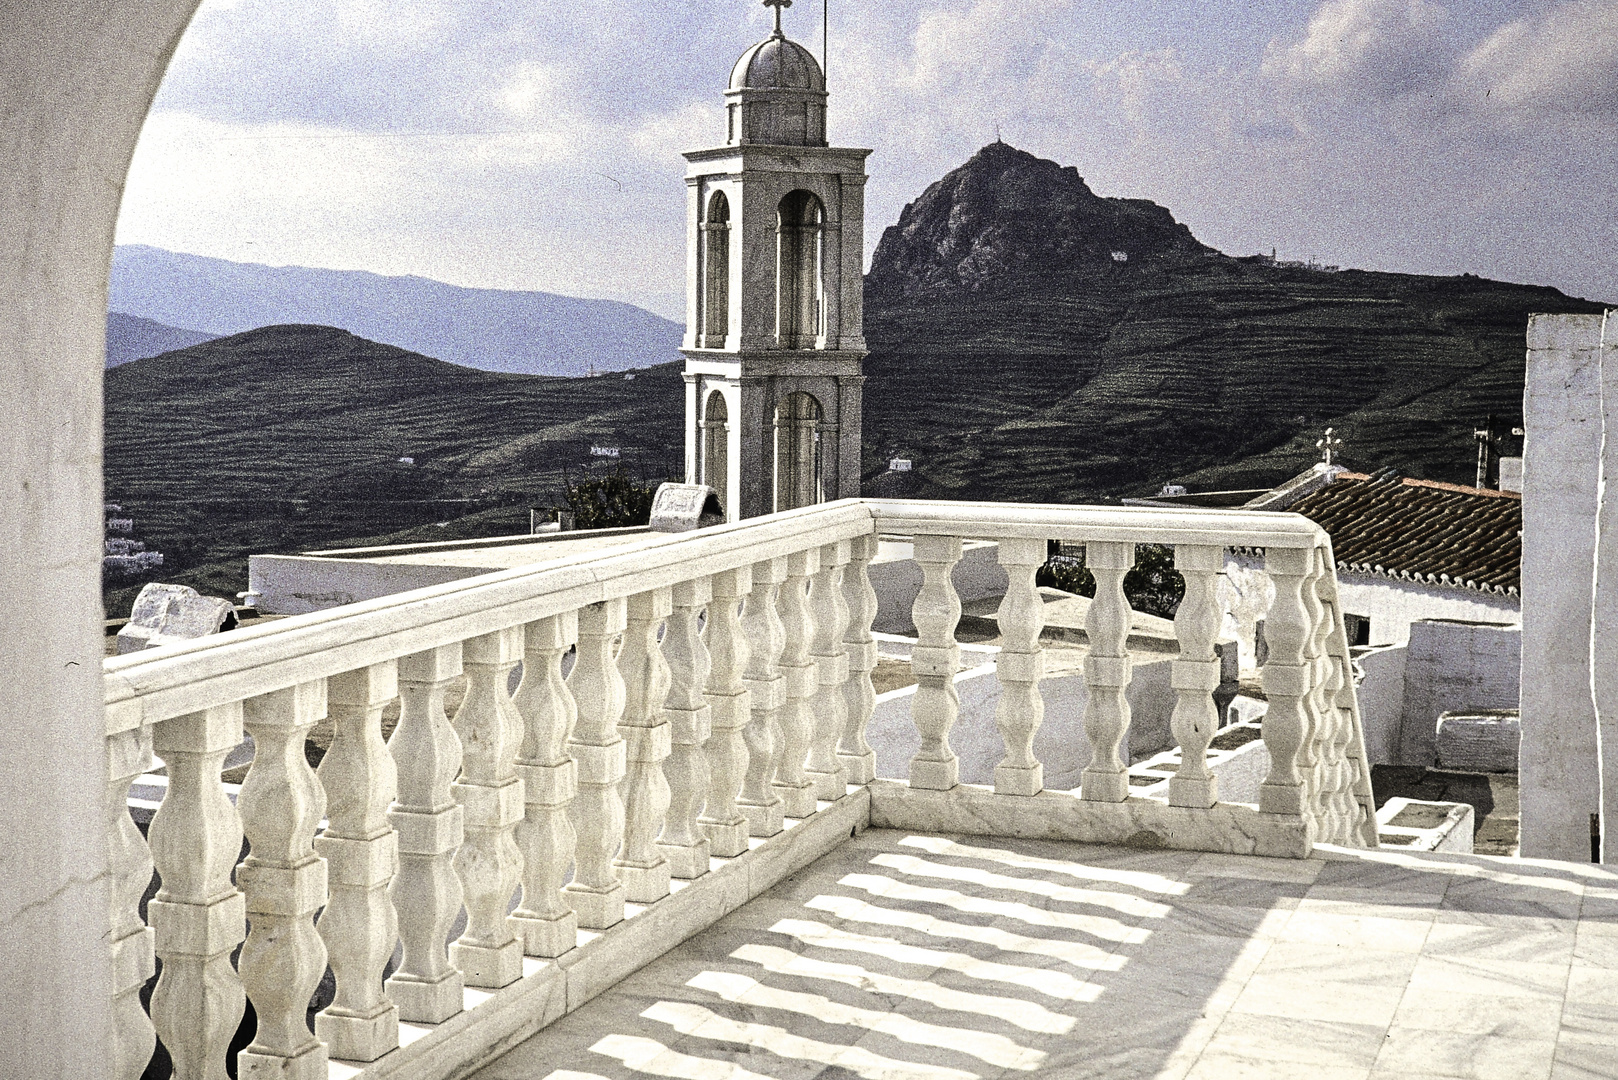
[2, 5, 203, 1072]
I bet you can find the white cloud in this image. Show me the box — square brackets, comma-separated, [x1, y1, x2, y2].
[1264, 0, 1458, 98]
[114, 0, 1618, 326]
[1457, 0, 1618, 115]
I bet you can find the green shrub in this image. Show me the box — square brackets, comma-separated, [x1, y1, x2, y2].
[559, 468, 658, 530]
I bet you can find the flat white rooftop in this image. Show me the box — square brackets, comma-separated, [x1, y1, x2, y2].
[247, 528, 653, 614]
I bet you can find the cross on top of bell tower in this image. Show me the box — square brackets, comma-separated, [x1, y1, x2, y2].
[763, 0, 791, 37]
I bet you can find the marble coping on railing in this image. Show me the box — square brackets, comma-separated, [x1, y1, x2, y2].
[103, 500, 876, 734]
[866, 780, 1314, 860]
[103, 499, 1331, 736]
[337, 790, 870, 1080]
[863, 498, 1328, 548]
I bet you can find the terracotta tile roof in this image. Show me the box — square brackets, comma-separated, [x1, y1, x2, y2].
[1285, 475, 1522, 596]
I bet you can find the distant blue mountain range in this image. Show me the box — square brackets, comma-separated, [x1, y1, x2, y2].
[105, 312, 218, 368]
[108, 245, 683, 376]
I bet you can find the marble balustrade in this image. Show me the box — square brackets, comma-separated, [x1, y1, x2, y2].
[99, 499, 1375, 1079]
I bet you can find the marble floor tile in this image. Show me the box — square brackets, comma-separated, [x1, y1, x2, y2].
[1424, 921, 1578, 965]
[1185, 852, 1326, 884]
[1277, 908, 1434, 952]
[1552, 1039, 1618, 1080]
[1228, 972, 1408, 1027]
[1248, 939, 1421, 986]
[1374, 1028, 1556, 1080]
[1202, 1012, 1386, 1069]
[467, 830, 1608, 1080]
[1159, 901, 1298, 940]
[1560, 1000, 1618, 1046]
[1406, 954, 1573, 1001]
[1294, 894, 1444, 922]
[1575, 929, 1618, 969]
[1183, 1049, 1372, 1080]
[1390, 986, 1564, 1042]
[1440, 879, 1585, 923]
[1567, 967, 1618, 1007]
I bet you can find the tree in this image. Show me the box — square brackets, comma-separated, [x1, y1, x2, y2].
[559, 467, 658, 530]
[1036, 542, 1185, 620]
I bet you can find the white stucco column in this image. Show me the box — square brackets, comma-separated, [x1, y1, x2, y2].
[1588, 311, 1618, 863]
[1521, 313, 1609, 862]
[0, 2, 199, 1071]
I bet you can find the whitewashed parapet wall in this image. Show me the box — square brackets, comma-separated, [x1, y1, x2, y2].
[1524, 311, 1618, 863]
[101, 498, 1375, 1080]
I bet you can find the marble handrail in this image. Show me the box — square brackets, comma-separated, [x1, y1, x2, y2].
[103, 497, 1375, 1080]
[861, 501, 1373, 852]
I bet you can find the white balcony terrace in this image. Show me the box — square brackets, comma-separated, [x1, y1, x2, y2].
[103, 497, 1416, 1079]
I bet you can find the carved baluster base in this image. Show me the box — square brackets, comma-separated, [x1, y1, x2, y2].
[740, 795, 786, 837]
[238, 1043, 327, 1080]
[700, 818, 752, 859]
[316, 1003, 398, 1068]
[994, 762, 1044, 797]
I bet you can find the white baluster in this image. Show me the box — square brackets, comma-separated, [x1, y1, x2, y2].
[993, 537, 1046, 796]
[1170, 544, 1224, 809]
[566, 599, 629, 929]
[149, 705, 247, 1080]
[386, 645, 464, 1024]
[511, 611, 579, 956]
[659, 578, 714, 878]
[910, 534, 963, 790]
[1259, 548, 1312, 820]
[238, 682, 330, 1080]
[700, 567, 754, 857]
[807, 540, 851, 801]
[740, 557, 787, 836]
[774, 548, 820, 817]
[616, 589, 674, 903]
[1297, 548, 1327, 824]
[451, 629, 526, 988]
[1081, 541, 1135, 802]
[106, 726, 156, 1080]
[315, 662, 400, 1062]
[1310, 550, 1353, 842]
[838, 533, 879, 785]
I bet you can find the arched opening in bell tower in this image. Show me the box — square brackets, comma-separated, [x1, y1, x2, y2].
[702, 389, 730, 512]
[776, 190, 825, 349]
[700, 191, 731, 348]
[774, 391, 823, 512]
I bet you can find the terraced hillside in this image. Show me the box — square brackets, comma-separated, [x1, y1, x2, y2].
[862, 142, 1608, 501]
[103, 325, 683, 612]
[103, 143, 1607, 613]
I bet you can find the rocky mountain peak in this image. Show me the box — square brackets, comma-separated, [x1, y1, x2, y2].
[866, 142, 1215, 302]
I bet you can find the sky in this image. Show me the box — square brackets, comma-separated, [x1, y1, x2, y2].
[116, 0, 1618, 321]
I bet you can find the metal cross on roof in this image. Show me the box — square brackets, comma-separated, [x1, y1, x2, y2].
[1317, 427, 1343, 466]
[763, 0, 792, 35]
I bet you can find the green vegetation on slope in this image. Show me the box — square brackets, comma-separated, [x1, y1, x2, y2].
[103, 325, 682, 614]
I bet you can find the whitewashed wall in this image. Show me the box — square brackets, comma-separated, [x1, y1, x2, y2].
[1335, 573, 1518, 647]
[1522, 313, 1612, 862]
[1223, 553, 1518, 673]
[1397, 620, 1522, 766]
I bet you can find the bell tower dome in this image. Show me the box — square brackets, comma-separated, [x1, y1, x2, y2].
[680, 0, 871, 521]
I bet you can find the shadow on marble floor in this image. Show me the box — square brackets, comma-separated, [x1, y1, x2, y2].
[471, 828, 1618, 1080]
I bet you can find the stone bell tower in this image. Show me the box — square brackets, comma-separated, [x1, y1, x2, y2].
[681, 0, 870, 521]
